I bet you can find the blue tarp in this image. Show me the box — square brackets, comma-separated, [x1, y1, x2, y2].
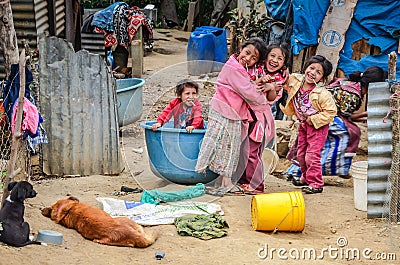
[264, 0, 291, 22]
[337, 0, 400, 78]
[265, 0, 400, 78]
[290, 0, 330, 55]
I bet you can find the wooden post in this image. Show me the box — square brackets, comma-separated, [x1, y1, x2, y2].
[47, 0, 56, 36]
[187, 2, 194, 31]
[65, 0, 73, 43]
[130, 26, 143, 78]
[388, 51, 397, 82]
[1, 46, 26, 206]
[0, 0, 19, 78]
[186, 1, 201, 32]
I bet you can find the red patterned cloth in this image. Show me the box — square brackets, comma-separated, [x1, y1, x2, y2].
[97, 6, 153, 49]
[103, 31, 118, 48]
[127, 7, 153, 43]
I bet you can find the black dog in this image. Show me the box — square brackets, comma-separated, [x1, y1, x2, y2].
[0, 181, 40, 247]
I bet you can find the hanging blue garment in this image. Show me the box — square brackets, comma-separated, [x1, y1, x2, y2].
[264, 0, 291, 22]
[337, 0, 400, 78]
[2, 64, 32, 123]
[291, 0, 330, 55]
[91, 2, 129, 31]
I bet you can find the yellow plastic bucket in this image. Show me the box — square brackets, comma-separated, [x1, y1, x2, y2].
[251, 191, 305, 232]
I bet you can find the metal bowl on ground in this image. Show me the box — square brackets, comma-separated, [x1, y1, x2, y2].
[36, 230, 63, 245]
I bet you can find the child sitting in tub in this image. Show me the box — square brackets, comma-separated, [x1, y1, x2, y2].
[151, 79, 204, 133]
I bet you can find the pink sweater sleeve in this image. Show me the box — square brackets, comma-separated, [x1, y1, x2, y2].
[11, 97, 39, 135]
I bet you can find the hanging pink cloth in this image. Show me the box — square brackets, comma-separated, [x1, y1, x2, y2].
[11, 97, 39, 135]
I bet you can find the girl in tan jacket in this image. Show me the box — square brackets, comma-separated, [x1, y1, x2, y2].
[280, 55, 337, 194]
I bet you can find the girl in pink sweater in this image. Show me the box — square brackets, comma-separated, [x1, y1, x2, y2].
[238, 43, 290, 194]
[195, 37, 270, 195]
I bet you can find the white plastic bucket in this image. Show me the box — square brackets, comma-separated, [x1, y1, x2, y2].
[262, 148, 279, 175]
[350, 161, 368, 211]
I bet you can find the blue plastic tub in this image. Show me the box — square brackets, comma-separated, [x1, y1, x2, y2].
[140, 121, 218, 185]
[187, 31, 214, 75]
[116, 78, 145, 127]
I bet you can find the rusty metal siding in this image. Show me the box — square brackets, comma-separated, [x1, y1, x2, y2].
[38, 35, 123, 176]
[367, 82, 392, 218]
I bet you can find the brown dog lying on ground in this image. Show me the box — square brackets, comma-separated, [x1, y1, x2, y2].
[41, 197, 157, 247]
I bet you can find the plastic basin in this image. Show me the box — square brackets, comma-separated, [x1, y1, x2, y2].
[116, 78, 144, 127]
[140, 121, 218, 184]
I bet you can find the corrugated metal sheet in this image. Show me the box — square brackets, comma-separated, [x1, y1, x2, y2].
[81, 33, 105, 55]
[1, 0, 36, 79]
[54, 0, 65, 36]
[367, 82, 392, 218]
[38, 35, 123, 176]
[81, 9, 105, 55]
[11, 0, 37, 46]
[34, 0, 50, 34]
[0, 0, 66, 78]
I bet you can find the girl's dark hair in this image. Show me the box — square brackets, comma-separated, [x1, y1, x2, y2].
[303, 55, 333, 80]
[348, 66, 387, 88]
[266, 42, 291, 66]
[176, 79, 199, 96]
[240, 37, 268, 62]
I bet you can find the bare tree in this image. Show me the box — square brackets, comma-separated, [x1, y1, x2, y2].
[0, 0, 19, 78]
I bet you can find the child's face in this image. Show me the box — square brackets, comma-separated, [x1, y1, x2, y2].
[265, 48, 285, 74]
[179, 85, 197, 108]
[304, 63, 324, 85]
[237, 44, 260, 68]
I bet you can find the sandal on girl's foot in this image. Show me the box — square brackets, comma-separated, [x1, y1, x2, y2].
[292, 176, 307, 187]
[205, 187, 226, 197]
[239, 184, 264, 195]
[301, 186, 323, 194]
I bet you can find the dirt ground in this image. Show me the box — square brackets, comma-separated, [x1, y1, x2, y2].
[1, 29, 398, 265]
